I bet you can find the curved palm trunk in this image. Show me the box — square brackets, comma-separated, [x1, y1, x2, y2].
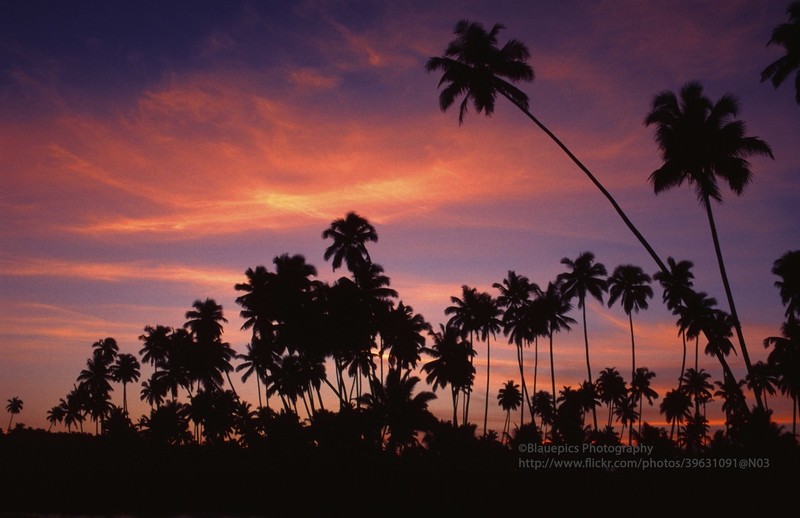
[451, 386, 459, 427]
[483, 334, 491, 437]
[703, 196, 762, 409]
[501, 93, 668, 275]
[582, 303, 598, 431]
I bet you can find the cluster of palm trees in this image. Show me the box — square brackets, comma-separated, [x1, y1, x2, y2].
[6, 7, 799, 453]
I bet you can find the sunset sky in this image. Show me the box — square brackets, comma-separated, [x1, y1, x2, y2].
[1, 0, 798, 433]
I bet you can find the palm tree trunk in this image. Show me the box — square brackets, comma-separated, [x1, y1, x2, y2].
[533, 336, 539, 396]
[629, 312, 636, 381]
[638, 396, 643, 437]
[502, 93, 669, 275]
[582, 303, 598, 431]
[225, 371, 238, 399]
[123, 382, 128, 414]
[452, 386, 459, 427]
[549, 332, 556, 418]
[483, 334, 491, 437]
[255, 376, 263, 410]
[678, 331, 687, 390]
[703, 196, 762, 409]
[518, 345, 531, 425]
[465, 330, 474, 425]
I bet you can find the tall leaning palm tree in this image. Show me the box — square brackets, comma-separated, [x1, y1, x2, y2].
[607, 265, 653, 380]
[427, 20, 668, 274]
[761, 2, 800, 105]
[557, 251, 607, 431]
[645, 81, 773, 408]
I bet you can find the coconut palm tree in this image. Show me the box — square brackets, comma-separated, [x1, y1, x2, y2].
[772, 250, 800, 318]
[359, 367, 437, 453]
[110, 353, 140, 414]
[383, 302, 429, 373]
[138, 325, 172, 373]
[322, 211, 378, 275]
[746, 360, 778, 411]
[426, 20, 668, 275]
[714, 377, 747, 432]
[660, 389, 692, 442]
[184, 298, 237, 395]
[5, 397, 23, 430]
[422, 323, 476, 427]
[445, 285, 482, 423]
[46, 405, 65, 431]
[140, 373, 166, 410]
[630, 367, 658, 437]
[540, 281, 575, 419]
[497, 380, 522, 444]
[236, 340, 274, 409]
[475, 291, 502, 437]
[77, 355, 114, 434]
[91, 337, 119, 367]
[607, 264, 653, 380]
[653, 257, 695, 386]
[494, 270, 540, 424]
[596, 367, 627, 429]
[761, 2, 800, 104]
[531, 390, 554, 437]
[557, 251, 607, 430]
[681, 368, 714, 417]
[645, 81, 773, 408]
[676, 290, 718, 373]
[764, 316, 800, 435]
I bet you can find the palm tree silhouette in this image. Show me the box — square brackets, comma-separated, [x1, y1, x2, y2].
[531, 390, 554, 437]
[613, 393, 638, 445]
[660, 389, 692, 442]
[746, 360, 778, 411]
[445, 285, 482, 424]
[557, 251, 607, 430]
[427, 20, 669, 274]
[761, 2, 800, 104]
[184, 298, 237, 396]
[110, 353, 140, 414]
[91, 337, 119, 367]
[607, 264, 653, 380]
[772, 250, 800, 318]
[384, 301, 429, 372]
[630, 367, 658, 438]
[764, 317, 800, 435]
[5, 397, 23, 430]
[645, 81, 773, 408]
[360, 366, 436, 453]
[140, 373, 165, 410]
[138, 324, 172, 374]
[540, 281, 575, 420]
[596, 367, 627, 429]
[497, 380, 522, 444]
[653, 257, 695, 387]
[236, 340, 274, 409]
[494, 270, 540, 425]
[676, 290, 717, 373]
[474, 291, 502, 437]
[46, 404, 65, 431]
[681, 368, 714, 418]
[322, 211, 378, 274]
[714, 377, 747, 432]
[422, 323, 476, 427]
[77, 355, 114, 434]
